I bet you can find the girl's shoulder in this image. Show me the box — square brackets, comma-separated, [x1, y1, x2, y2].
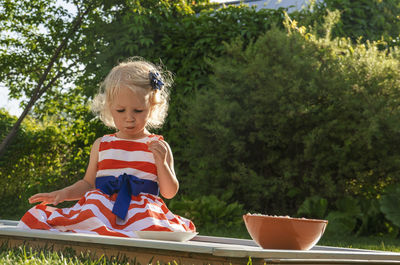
[148, 134, 164, 141]
[100, 134, 117, 142]
[99, 133, 164, 142]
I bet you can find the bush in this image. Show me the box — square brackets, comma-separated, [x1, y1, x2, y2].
[297, 194, 396, 237]
[0, 104, 110, 219]
[0, 110, 68, 218]
[167, 193, 247, 237]
[292, 0, 400, 47]
[181, 26, 400, 218]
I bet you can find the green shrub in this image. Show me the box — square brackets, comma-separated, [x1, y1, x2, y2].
[0, 103, 110, 219]
[325, 196, 362, 236]
[297, 195, 328, 220]
[380, 184, 400, 230]
[167, 193, 246, 236]
[181, 26, 400, 218]
[0, 111, 69, 218]
[292, 0, 400, 47]
[297, 195, 394, 237]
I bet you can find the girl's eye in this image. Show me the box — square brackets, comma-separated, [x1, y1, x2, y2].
[134, 109, 143, 113]
[116, 109, 125, 113]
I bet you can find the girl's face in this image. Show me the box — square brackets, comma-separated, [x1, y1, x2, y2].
[110, 86, 151, 139]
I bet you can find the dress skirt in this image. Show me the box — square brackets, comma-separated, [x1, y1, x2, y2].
[18, 189, 196, 238]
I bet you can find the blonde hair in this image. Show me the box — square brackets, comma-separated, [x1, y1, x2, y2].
[91, 57, 172, 130]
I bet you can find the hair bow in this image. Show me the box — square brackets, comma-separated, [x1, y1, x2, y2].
[149, 71, 164, 90]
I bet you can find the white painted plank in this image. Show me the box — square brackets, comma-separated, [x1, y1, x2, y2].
[0, 219, 19, 226]
[0, 225, 217, 254]
[212, 247, 400, 260]
[0, 221, 399, 262]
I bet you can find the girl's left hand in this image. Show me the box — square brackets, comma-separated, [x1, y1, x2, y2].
[146, 138, 178, 199]
[147, 139, 168, 164]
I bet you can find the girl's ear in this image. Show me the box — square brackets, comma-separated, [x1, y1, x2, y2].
[148, 103, 155, 119]
[148, 92, 157, 114]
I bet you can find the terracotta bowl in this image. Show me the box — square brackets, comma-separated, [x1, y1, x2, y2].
[243, 214, 328, 250]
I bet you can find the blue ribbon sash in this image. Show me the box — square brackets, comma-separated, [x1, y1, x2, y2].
[95, 174, 159, 220]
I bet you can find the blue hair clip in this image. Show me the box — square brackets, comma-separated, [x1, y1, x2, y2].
[149, 71, 164, 90]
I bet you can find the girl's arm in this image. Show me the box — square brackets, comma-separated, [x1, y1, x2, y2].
[147, 139, 178, 199]
[29, 138, 101, 205]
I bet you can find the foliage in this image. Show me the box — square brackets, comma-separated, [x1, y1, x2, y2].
[297, 194, 396, 237]
[0, 100, 110, 218]
[0, 0, 105, 109]
[292, 0, 400, 47]
[0, 0, 110, 158]
[167, 192, 245, 234]
[380, 184, 400, 229]
[75, 2, 286, 171]
[182, 25, 400, 222]
[0, 0, 74, 102]
[297, 195, 328, 220]
[324, 196, 362, 236]
[0, 110, 68, 218]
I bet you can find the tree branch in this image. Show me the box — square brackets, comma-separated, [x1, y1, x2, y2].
[0, 2, 96, 158]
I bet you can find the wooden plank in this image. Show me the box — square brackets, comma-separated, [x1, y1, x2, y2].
[192, 235, 259, 247]
[263, 259, 400, 264]
[0, 220, 19, 226]
[0, 225, 221, 254]
[1, 221, 400, 264]
[0, 235, 259, 265]
[213, 246, 400, 260]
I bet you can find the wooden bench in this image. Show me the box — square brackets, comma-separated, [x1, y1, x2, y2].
[1, 220, 400, 264]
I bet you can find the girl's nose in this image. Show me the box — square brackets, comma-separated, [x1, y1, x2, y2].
[125, 112, 135, 121]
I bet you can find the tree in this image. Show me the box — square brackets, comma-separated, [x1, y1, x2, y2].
[0, 0, 216, 157]
[292, 0, 400, 47]
[0, 0, 102, 157]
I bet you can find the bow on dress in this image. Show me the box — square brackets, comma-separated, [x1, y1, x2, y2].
[95, 173, 159, 220]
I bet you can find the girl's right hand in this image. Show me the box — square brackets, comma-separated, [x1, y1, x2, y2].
[28, 189, 66, 206]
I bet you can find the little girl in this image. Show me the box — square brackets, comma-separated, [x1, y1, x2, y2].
[18, 57, 196, 237]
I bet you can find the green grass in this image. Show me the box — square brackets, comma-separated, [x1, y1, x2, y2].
[0, 244, 138, 265]
[319, 235, 400, 252]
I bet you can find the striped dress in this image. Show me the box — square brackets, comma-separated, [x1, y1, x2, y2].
[18, 134, 196, 237]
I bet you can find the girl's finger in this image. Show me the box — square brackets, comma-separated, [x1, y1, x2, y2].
[29, 193, 45, 200]
[29, 194, 52, 204]
[29, 196, 43, 203]
[53, 194, 61, 206]
[30, 197, 45, 203]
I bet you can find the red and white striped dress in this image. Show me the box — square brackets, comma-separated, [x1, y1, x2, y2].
[18, 134, 196, 237]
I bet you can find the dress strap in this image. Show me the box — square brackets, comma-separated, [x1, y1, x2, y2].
[95, 174, 159, 220]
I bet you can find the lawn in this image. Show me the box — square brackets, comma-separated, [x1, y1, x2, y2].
[320, 235, 400, 252]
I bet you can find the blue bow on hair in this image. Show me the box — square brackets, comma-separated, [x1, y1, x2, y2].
[95, 174, 159, 220]
[149, 71, 164, 90]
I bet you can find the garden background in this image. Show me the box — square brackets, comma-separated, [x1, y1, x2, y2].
[1, 0, 400, 247]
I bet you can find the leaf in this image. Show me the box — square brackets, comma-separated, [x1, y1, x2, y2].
[380, 185, 400, 228]
[297, 195, 328, 219]
[335, 196, 361, 216]
[326, 211, 357, 236]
